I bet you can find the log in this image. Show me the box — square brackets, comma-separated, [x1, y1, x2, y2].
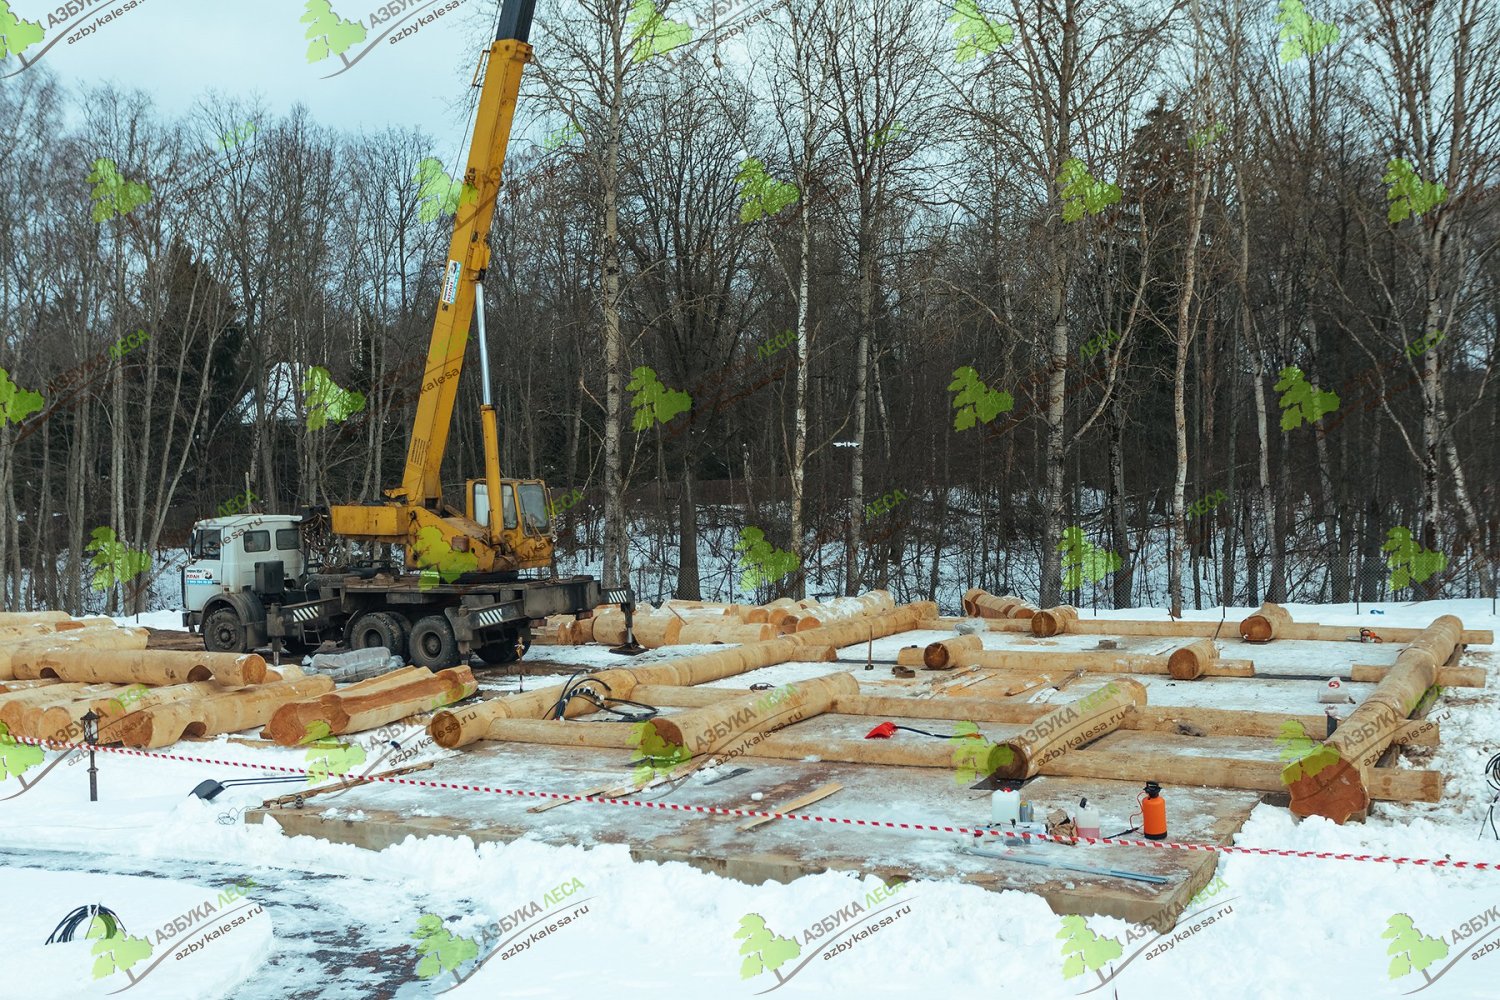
[262, 664, 306, 682]
[676, 621, 776, 645]
[1351, 663, 1485, 688]
[14, 649, 267, 686]
[264, 667, 433, 744]
[994, 679, 1147, 780]
[1239, 602, 1293, 643]
[591, 608, 684, 647]
[1284, 615, 1461, 822]
[649, 671, 857, 755]
[743, 606, 772, 624]
[1031, 605, 1079, 638]
[960, 648, 1252, 678]
[923, 635, 983, 670]
[896, 646, 926, 667]
[1167, 640, 1220, 680]
[1039, 746, 1440, 803]
[1, 684, 124, 737]
[119, 676, 336, 749]
[963, 590, 1038, 620]
[376, 681, 1446, 751]
[0, 627, 149, 680]
[570, 617, 595, 644]
[321, 666, 477, 736]
[0, 611, 71, 626]
[94, 681, 228, 743]
[430, 668, 642, 748]
[1038, 616, 1491, 645]
[916, 617, 1033, 633]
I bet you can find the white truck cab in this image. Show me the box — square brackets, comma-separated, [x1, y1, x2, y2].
[183, 513, 306, 619]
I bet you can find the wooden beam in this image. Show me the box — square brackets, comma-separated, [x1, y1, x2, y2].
[1285, 616, 1462, 822]
[739, 782, 842, 831]
[1351, 663, 1486, 688]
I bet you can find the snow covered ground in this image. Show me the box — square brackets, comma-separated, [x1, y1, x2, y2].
[2, 602, 1497, 998]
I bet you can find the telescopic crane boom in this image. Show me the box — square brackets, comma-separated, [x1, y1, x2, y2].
[330, 0, 551, 575]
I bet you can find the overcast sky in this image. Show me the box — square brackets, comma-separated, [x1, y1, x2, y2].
[2, 0, 513, 153]
[1, 0, 777, 156]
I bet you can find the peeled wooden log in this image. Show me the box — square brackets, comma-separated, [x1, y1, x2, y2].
[0, 627, 148, 680]
[632, 684, 1433, 744]
[1030, 606, 1079, 637]
[896, 645, 926, 667]
[961, 648, 1252, 678]
[1239, 602, 1293, 643]
[963, 590, 1038, 620]
[652, 671, 856, 754]
[591, 608, 683, 648]
[95, 681, 228, 743]
[1284, 615, 1461, 822]
[263, 664, 306, 682]
[994, 679, 1147, 780]
[789, 601, 937, 651]
[1167, 640, 1220, 680]
[1040, 743, 1439, 802]
[1351, 662, 1484, 687]
[430, 667, 642, 748]
[742, 606, 772, 624]
[0, 611, 71, 626]
[923, 635, 983, 670]
[676, 621, 776, 645]
[119, 676, 335, 749]
[317, 666, 476, 739]
[2, 684, 124, 737]
[263, 667, 432, 744]
[14, 649, 267, 686]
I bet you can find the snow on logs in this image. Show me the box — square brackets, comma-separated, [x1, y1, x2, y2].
[1283, 614, 1462, 823]
[992, 679, 1148, 780]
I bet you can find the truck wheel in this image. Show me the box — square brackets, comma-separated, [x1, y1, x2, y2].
[203, 607, 247, 653]
[347, 612, 405, 657]
[477, 634, 531, 665]
[409, 615, 460, 670]
[382, 612, 412, 663]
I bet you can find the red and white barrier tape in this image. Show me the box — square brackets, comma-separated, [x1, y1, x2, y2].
[13, 734, 1498, 872]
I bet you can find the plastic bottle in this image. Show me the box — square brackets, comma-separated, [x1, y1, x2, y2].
[1075, 797, 1101, 839]
[990, 788, 1020, 825]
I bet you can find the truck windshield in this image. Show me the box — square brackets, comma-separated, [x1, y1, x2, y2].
[518, 484, 551, 535]
[191, 528, 222, 559]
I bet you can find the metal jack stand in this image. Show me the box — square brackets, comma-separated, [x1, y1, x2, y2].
[606, 586, 646, 656]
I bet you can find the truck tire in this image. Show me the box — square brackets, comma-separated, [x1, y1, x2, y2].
[347, 611, 406, 659]
[409, 614, 460, 670]
[477, 634, 531, 665]
[203, 607, 248, 654]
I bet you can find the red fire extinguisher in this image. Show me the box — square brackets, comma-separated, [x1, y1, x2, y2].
[1140, 781, 1168, 840]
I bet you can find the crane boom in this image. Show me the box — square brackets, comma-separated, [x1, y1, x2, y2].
[329, 0, 553, 574]
[398, 0, 535, 506]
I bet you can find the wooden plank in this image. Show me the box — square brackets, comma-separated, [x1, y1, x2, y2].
[739, 782, 842, 831]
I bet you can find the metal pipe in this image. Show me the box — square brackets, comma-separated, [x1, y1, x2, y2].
[474, 282, 494, 408]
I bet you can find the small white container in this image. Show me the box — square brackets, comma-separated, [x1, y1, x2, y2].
[990, 788, 1020, 825]
[1075, 798, 1101, 839]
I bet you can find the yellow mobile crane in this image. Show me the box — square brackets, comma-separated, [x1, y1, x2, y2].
[183, 0, 610, 668]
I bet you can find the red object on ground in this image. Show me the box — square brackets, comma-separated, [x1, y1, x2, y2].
[865, 721, 898, 739]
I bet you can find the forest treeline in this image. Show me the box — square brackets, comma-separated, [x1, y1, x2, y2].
[0, 0, 1495, 615]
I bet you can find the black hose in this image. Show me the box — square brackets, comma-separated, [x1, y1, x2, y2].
[46, 904, 123, 944]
